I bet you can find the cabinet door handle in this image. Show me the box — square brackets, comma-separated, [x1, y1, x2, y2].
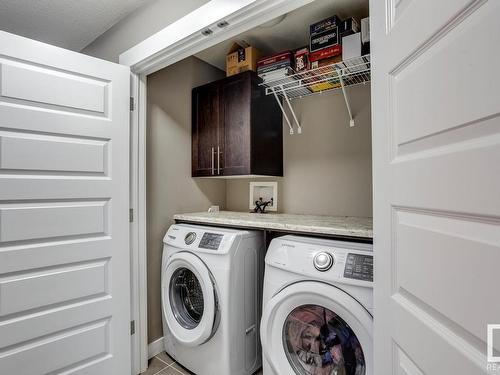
[217, 146, 220, 175]
[211, 147, 215, 175]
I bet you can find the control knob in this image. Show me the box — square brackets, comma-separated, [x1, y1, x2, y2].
[313, 252, 334, 271]
[184, 232, 197, 245]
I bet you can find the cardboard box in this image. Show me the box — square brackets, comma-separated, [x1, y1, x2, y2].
[257, 51, 292, 68]
[340, 17, 360, 38]
[257, 61, 291, 74]
[309, 45, 341, 63]
[226, 42, 262, 77]
[309, 15, 341, 35]
[309, 54, 343, 91]
[311, 55, 343, 69]
[294, 47, 310, 73]
[310, 27, 340, 53]
[361, 17, 370, 44]
[342, 32, 362, 61]
[361, 17, 370, 54]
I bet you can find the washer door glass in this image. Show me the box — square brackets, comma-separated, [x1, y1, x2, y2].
[170, 267, 205, 329]
[283, 304, 366, 375]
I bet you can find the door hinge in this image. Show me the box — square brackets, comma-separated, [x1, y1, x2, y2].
[130, 320, 135, 335]
[129, 208, 134, 222]
[130, 97, 135, 111]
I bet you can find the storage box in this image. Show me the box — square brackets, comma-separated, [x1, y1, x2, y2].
[311, 55, 343, 69]
[226, 42, 262, 77]
[309, 45, 341, 63]
[309, 15, 341, 35]
[361, 17, 370, 44]
[309, 14, 342, 53]
[361, 17, 370, 54]
[340, 17, 360, 38]
[342, 32, 367, 72]
[310, 27, 340, 53]
[342, 32, 362, 61]
[257, 51, 293, 69]
[294, 47, 310, 73]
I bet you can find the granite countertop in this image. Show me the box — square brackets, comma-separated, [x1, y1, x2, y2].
[173, 211, 373, 239]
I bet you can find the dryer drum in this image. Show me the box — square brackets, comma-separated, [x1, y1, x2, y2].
[170, 267, 205, 329]
[282, 304, 365, 375]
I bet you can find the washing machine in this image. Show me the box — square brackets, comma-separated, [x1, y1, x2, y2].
[260, 235, 373, 375]
[162, 223, 265, 375]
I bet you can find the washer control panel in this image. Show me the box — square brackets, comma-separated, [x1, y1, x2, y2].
[343, 253, 373, 282]
[198, 232, 223, 250]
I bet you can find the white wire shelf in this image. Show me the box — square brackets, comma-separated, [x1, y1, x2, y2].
[260, 54, 371, 99]
[259, 54, 371, 131]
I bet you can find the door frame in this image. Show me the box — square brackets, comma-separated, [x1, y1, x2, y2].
[120, 0, 317, 373]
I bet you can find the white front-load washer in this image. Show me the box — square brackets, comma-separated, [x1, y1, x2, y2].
[260, 235, 373, 375]
[162, 223, 265, 375]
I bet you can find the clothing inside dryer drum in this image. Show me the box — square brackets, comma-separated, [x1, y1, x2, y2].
[283, 304, 365, 375]
[170, 267, 204, 329]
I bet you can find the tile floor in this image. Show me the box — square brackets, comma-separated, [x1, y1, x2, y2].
[140, 352, 263, 375]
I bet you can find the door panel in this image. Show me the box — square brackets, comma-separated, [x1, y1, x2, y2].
[192, 84, 219, 176]
[0, 130, 108, 175]
[220, 74, 251, 175]
[372, 0, 500, 374]
[0, 31, 130, 374]
[0, 62, 107, 115]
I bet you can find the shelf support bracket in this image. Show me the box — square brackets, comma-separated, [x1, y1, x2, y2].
[278, 85, 302, 134]
[336, 68, 355, 127]
[271, 86, 294, 135]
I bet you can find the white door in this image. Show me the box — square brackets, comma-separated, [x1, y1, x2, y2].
[0, 31, 131, 374]
[372, 1, 500, 374]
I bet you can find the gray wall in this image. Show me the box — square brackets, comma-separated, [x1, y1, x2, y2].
[226, 85, 372, 217]
[146, 57, 226, 342]
[81, 0, 210, 62]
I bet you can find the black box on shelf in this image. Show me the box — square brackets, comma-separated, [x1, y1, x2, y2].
[340, 17, 360, 38]
[310, 27, 340, 53]
[309, 15, 341, 35]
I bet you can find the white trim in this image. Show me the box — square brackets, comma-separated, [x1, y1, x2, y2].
[123, 1, 318, 373]
[119, 0, 314, 74]
[148, 337, 165, 359]
[130, 72, 149, 374]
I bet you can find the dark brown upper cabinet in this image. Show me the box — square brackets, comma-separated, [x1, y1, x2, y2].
[192, 71, 283, 177]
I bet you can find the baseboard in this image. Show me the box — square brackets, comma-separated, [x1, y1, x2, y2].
[148, 337, 164, 359]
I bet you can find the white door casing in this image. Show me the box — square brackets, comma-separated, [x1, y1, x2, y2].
[371, 0, 500, 374]
[0, 31, 130, 374]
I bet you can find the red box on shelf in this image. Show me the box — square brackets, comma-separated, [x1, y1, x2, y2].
[257, 51, 293, 68]
[294, 47, 310, 73]
[309, 45, 342, 63]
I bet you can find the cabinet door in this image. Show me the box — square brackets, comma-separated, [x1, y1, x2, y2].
[192, 84, 219, 177]
[219, 73, 251, 176]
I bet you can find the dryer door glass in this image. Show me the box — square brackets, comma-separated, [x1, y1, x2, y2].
[170, 267, 204, 329]
[282, 304, 365, 375]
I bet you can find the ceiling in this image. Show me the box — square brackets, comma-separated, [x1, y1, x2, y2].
[195, 0, 369, 70]
[0, 0, 148, 51]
